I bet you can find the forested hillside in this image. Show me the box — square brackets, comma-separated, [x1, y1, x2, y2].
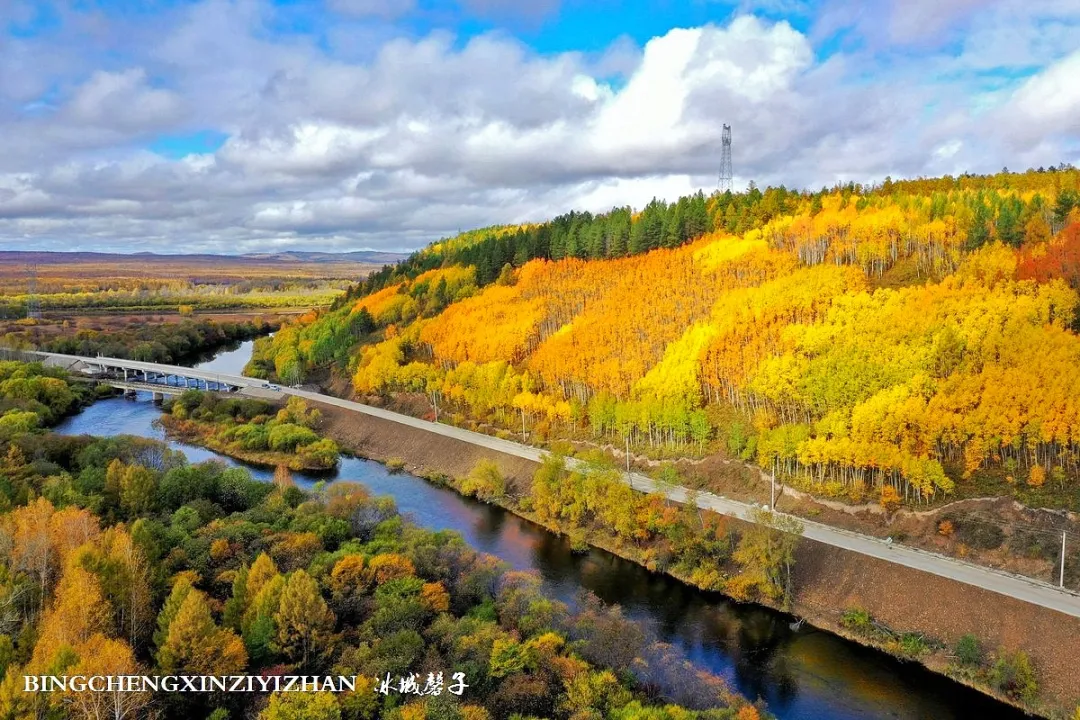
[253, 167, 1080, 510]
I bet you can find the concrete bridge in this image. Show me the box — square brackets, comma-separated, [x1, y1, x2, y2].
[107, 380, 194, 401]
[11, 350, 275, 399]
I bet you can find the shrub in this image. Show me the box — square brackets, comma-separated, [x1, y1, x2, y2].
[386, 457, 406, 473]
[898, 633, 929, 657]
[840, 608, 872, 634]
[461, 459, 505, 501]
[230, 423, 269, 451]
[267, 423, 318, 452]
[298, 438, 340, 469]
[991, 650, 1038, 704]
[568, 532, 589, 554]
[955, 634, 982, 666]
[879, 485, 901, 512]
[945, 513, 1004, 550]
[1007, 530, 1057, 561]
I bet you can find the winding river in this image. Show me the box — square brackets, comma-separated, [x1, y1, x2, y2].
[53, 340, 1025, 720]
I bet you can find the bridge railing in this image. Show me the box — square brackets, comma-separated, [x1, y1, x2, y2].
[0, 348, 244, 392]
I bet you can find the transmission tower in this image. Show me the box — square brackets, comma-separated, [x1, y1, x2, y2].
[25, 264, 41, 320]
[718, 124, 733, 193]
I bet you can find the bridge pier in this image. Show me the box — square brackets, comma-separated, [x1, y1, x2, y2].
[152, 391, 164, 403]
[26, 353, 250, 397]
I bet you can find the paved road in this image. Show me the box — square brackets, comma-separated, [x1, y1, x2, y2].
[29, 352, 1080, 619]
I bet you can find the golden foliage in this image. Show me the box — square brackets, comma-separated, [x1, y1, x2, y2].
[366, 553, 416, 584]
[324, 173, 1080, 505]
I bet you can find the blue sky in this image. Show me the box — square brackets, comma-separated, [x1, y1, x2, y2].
[0, 0, 1078, 253]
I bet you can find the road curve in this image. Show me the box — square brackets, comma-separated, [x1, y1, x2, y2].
[27, 351, 1080, 619]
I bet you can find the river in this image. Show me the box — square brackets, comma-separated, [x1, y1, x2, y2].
[52, 340, 1025, 720]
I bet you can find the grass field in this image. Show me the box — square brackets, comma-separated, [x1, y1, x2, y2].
[0, 250, 401, 314]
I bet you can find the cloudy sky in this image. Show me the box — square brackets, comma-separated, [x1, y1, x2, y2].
[1, 0, 1078, 254]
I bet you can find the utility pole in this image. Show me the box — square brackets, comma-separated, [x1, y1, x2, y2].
[1062, 531, 1068, 588]
[520, 407, 526, 442]
[626, 435, 632, 490]
[432, 393, 439, 423]
[717, 124, 733, 193]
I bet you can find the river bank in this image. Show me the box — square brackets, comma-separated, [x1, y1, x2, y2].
[308, 397, 1080, 718]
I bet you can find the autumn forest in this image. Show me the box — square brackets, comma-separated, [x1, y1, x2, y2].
[257, 167, 1080, 513]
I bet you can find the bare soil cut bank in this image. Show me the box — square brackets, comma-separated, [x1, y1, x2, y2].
[312, 399, 1080, 717]
[315, 399, 539, 485]
[792, 539, 1080, 712]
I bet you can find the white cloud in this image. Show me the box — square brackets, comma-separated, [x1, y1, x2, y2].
[933, 140, 963, 160]
[0, 0, 1077, 252]
[64, 69, 184, 132]
[1001, 49, 1080, 147]
[219, 123, 389, 176]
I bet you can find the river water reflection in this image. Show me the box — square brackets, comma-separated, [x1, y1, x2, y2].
[49, 341, 1025, 720]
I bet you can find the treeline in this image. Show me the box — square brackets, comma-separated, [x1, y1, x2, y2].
[341, 167, 1080, 310]
[0, 364, 765, 719]
[0, 290, 341, 318]
[0, 361, 94, 439]
[335, 186, 806, 306]
[868, 163, 1077, 201]
[762, 184, 1080, 279]
[0, 317, 276, 364]
[0, 277, 350, 297]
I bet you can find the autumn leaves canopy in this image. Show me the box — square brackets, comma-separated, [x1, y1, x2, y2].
[263, 168, 1080, 506]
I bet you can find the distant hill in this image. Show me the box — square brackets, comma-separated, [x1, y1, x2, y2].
[0, 250, 408, 265]
[241, 250, 409, 264]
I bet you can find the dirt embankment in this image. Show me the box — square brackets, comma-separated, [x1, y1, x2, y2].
[792, 540, 1080, 711]
[315, 400, 538, 486]
[313, 400, 1080, 715]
